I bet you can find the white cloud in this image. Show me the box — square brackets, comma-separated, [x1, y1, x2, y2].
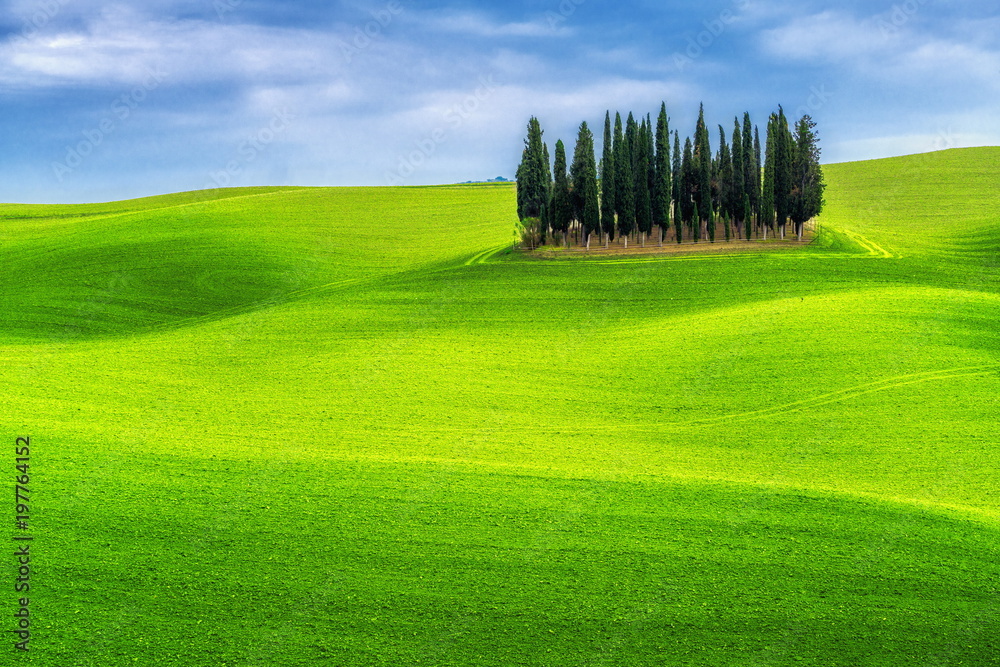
[758, 9, 1000, 101]
[409, 10, 571, 39]
[890, 39, 1000, 88]
[0, 8, 345, 88]
[759, 10, 888, 62]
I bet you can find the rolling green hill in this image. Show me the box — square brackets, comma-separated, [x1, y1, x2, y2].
[2, 149, 998, 665]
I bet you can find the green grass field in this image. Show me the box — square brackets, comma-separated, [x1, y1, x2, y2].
[3, 148, 999, 665]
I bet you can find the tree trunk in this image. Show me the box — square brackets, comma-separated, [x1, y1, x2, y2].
[586, 233, 591, 251]
[624, 235, 628, 249]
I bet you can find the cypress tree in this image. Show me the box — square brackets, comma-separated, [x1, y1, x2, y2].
[694, 104, 713, 242]
[570, 121, 601, 250]
[681, 137, 696, 242]
[618, 114, 637, 246]
[731, 119, 745, 240]
[646, 115, 657, 243]
[761, 113, 777, 241]
[601, 111, 616, 246]
[627, 113, 643, 244]
[775, 106, 794, 240]
[653, 103, 671, 246]
[742, 113, 756, 240]
[635, 118, 653, 246]
[515, 117, 548, 222]
[613, 113, 634, 246]
[515, 148, 528, 218]
[541, 141, 551, 245]
[717, 125, 732, 242]
[672, 131, 683, 243]
[754, 125, 762, 237]
[710, 139, 718, 243]
[551, 139, 573, 245]
[789, 115, 826, 240]
[626, 112, 638, 174]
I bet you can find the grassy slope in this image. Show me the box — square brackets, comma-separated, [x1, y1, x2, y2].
[3, 151, 999, 665]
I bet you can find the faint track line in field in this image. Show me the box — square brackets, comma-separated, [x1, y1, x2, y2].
[684, 364, 1000, 426]
[463, 243, 511, 266]
[365, 365, 1000, 437]
[840, 229, 894, 258]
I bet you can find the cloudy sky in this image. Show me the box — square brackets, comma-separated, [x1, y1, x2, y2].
[0, 0, 997, 203]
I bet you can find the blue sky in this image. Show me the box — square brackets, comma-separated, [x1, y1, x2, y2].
[0, 0, 997, 203]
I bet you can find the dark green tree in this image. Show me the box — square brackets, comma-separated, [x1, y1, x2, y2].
[653, 103, 671, 246]
[617, 113, 637, 246]
[551, 139, 573, 245]
[613, 112, 635, 246]
[570, 121, 601, 249]
[541, 141, 552, 244]
[774, 106, 793, 240]
[789, 115, 826, 240]
[672, 131, 683, 243]
[681, 136, 696, 241]
[731, 119, 745, 240]
[709, 140, 719, 243]
[742, 113, 756, 239]
[761, 113, 777, 240]
[717, 125, 732, 242]
[635, 117, 654, 246]
[515, 117, 548, 222]
[694, 104, 713, 241]
[601, 111, 616, 246]
[754, 125, 762, 238]
[645, 115, 657, 245]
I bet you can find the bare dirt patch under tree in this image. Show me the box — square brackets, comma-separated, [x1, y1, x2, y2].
[524, 223, 817, 259]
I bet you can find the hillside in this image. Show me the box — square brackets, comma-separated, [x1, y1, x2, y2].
[2, 149, 998, 665]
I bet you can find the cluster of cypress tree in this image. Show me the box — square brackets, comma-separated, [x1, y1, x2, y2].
[515, 102, 825, 249]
